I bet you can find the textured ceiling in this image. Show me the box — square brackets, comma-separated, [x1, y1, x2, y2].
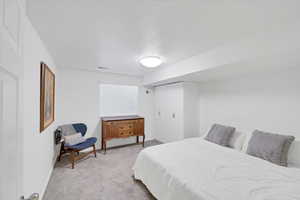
[27, 0, 300, 76]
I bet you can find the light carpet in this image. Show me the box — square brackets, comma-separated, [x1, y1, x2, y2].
[43, 140, 161, 200]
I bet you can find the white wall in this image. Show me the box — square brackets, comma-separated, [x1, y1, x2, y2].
[99, 84, 138, 116]
[57, 69, 154, 148]
[22, 18, 57, 198]
[198, 67, 300, 139]
[183, 82, 200, 138]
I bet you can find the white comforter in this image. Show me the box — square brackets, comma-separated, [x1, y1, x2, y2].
[133, 138, 300, 200]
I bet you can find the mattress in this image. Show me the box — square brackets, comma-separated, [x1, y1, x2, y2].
[133, 138, 300, 200]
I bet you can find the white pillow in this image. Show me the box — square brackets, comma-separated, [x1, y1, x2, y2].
[64, 133, 86, 146]
[241, 131, 254, 152]
[229, 131, 246, 151]
[288, 140, 300, 167]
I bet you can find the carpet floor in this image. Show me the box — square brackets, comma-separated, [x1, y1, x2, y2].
[43, 140, 161, 200]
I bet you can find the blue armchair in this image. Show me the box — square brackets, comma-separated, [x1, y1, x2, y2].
[57, 123, 97, 169]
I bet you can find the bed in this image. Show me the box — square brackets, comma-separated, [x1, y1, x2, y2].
[133, 138, 300, 200]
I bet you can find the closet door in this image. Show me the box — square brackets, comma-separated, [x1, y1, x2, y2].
[164, 84, 183, 142]
[154, 83, 183, 143]
[154, 85, 166, 142]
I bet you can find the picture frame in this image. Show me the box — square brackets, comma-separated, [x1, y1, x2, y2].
[40, 62, 55, 132]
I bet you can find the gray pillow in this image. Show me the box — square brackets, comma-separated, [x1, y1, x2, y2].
[205, 124, 236, 147]
[246, 130, 295, 167]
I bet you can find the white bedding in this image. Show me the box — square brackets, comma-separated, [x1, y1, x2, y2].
[133, 138, 300, 200]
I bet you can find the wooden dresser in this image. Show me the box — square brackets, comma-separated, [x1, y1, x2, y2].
[101, 115, 145, 153]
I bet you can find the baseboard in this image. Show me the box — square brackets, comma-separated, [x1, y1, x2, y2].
[40, 162, 55, 200]
[151, 138, 163, 144]
[145, 137, 154, 141]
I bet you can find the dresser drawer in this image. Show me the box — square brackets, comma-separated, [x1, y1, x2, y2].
[119, 129, 134, 137]
[117, 123, 133, 131]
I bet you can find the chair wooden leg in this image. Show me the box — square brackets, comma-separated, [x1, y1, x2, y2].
[93, 144, 97, 158]
[70, 151, 75, 169]
[58, 144, 63, 162]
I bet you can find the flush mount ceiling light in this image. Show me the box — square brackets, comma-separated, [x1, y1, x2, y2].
[139, 56, 162, 68]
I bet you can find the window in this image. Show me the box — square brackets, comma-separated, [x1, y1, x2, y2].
[99, 84, 138, 116]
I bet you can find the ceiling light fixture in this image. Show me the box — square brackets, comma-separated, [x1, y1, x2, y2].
[139, 56, 162, 68]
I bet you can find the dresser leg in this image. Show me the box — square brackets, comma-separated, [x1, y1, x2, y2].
[142, 136, 145, 147]
[58, 144, 63, 162]
[104, 141, 107, 154]
[136, 136, 139, 144]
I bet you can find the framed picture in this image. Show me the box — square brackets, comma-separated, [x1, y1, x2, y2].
[40, 62, 55, 132]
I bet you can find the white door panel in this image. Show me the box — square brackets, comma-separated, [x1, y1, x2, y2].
[4, 0, 20, 44]
[0, 0, 24, 197]
[0, 0, 3, 24]
[154, 84, 184, 143]
[0, 68, 21, 200]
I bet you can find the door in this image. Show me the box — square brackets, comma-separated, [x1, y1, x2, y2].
[154, 83, 184, 143]
[0, 0, 25, 199]
[1, 0, 39, 199]
[154, 85, 168, 142]
[0, 68, 22, 200]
